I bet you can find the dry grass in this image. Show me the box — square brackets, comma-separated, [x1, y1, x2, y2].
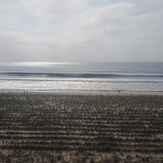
[0, 93, 163, 162]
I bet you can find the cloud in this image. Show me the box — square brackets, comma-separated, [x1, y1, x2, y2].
[61, 3, 163, 61]
[0, 0, 163, 62]
[58, 3, 134, 41]
[0, 0, 88, 22]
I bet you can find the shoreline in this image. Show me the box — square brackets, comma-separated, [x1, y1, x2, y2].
[1, 90, 163, 96]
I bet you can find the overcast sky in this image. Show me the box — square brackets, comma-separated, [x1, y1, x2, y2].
[0, 0, 163, 62]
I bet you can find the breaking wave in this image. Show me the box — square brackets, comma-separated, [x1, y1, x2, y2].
[1, 72, 163, 78]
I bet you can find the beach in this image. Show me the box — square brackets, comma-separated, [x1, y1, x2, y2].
[39, 91, 163, 96]
[1, 89, 163, 96]
[1, 0, 163, 161]
[0, 92, 163, 162]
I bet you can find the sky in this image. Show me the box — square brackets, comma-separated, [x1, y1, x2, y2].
[0, 0, 163, 62]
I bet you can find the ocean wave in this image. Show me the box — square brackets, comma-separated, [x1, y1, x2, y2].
[0, 78, 162, 84]
[1, 72, 163, 78]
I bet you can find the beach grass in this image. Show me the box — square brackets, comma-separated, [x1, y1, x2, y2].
[0, 93, 163, 162]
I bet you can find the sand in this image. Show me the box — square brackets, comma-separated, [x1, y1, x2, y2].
[43, 91, 163, 96]
[0, 91, 163, 162]
[1, 90, 163, 96]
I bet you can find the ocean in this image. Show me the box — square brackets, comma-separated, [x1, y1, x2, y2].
[0, 62, 163, 93]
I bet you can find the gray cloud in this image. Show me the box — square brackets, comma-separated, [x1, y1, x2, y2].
[0, 0, 163, 62]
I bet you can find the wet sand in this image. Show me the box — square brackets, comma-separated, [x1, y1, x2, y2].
[1, 90, 163, 96]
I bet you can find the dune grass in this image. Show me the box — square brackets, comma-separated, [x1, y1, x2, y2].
[0, 93, 163, 162]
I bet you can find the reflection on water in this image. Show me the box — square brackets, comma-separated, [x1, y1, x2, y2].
[0, 62, 163, 93]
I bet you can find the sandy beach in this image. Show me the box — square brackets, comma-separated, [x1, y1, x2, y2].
[0, 91, 163, 162]
[42, 91, 163, 96]
[1, 90, 163, 96]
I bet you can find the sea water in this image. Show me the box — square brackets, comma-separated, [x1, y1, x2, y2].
[0, 62, 163, 93]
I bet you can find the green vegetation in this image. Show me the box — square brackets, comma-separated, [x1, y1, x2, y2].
[0, 93, 163, 162]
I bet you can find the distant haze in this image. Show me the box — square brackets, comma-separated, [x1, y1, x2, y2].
[0, 0, 163, 62]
